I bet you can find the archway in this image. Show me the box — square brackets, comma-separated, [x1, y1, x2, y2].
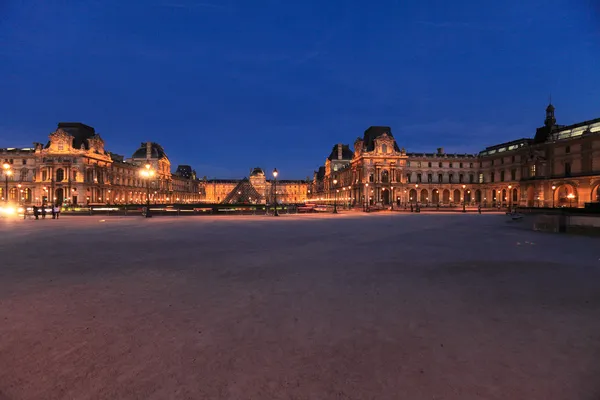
[24, 188, 32, 203]
[554, 184, 578, 207]
[420, 189, 428, 204]
[475, 189, 482, 203]
[382, 188, 390, 205]
[453, 189, 460, 204]
[409, 189, 417, 203]
[464, 190, 471, 203]
[432, 189, 440, 204]
[9, 187, 18, 202]
[501, 189, 507, 205]
[442, 189, 450, 204]
[592, 183, 600, 203]
[512, 188, 518, 203]
[55, 188, 64, 205]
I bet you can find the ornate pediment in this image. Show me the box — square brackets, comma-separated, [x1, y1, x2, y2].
[374, 133, 396, 154]
[48, 128, 73, 153]
[87, 134, 105, 154]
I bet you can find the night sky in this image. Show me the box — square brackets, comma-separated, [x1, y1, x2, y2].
[1, 1, 599, 179]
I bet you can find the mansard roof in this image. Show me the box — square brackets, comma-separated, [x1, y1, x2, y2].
[363, 126, 401, 152]
[327, 144, 354, 161]
[131, 142, 169, 161]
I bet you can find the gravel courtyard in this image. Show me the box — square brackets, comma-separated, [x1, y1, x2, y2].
[1, 213, 600, 400]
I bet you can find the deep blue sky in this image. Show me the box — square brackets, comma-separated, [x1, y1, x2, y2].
[1, 0, 599, 178]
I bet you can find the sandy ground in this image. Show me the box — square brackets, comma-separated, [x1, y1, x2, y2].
[1, 213, 600, 400]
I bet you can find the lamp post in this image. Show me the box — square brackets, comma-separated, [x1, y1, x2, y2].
[332, 178, 338, 214]
[139, 163, 155, 218]
[272, 168, 279, 216]
[462, 184, 466, 213]
[508, 185, 512, 211]
[364, 183, 369, 212]
[2, 162, 11, 203]
[17, 183, 22, 206]
[551, 185, 556, 208]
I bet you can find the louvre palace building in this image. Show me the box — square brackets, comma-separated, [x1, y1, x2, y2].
[311, 104, 600, 209]
[1, 104, 599, 209]
[0, 122, 308, 206]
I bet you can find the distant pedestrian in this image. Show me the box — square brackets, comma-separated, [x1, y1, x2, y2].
[410, 204, 413, 212]
[478, 204, 482, 214]
[51, 205, 56, 219]
[41, 204, 47, 219]
[33, 206, 39, 220]
[54, 205, 61, 219]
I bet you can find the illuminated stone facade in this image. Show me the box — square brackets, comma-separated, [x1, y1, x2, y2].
[313, 105, 600, 208]
[0, 123, 201, 206]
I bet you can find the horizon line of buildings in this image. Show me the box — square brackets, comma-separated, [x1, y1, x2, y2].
[1, 103, 600, 208]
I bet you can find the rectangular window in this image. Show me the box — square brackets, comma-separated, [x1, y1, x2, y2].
[417, 162, 421, 168]
[500, 158, 504, 164]
[438, 174, 443, 183]
[479, 162, 482, 168]
[427, 174, 432, 183]
[406, 174, 411, 183]
[459, 162, 463, 168]
[469, 174, 474, 183]
[22, 159, 27, 165]
[491, 160, 494, 166]
[42, 171, 47, 181]
[417, 173, 422, 183]
[478, 173, 484, 183]
[512, 155, 515, 162]
[449, 174, 453, 183]
[530, 165, 536, 177]
[428, 162, 432, 168]
[500, 171, 505, 181]
[469, 162, 473, 168]
[449, 162, 453, 168]
[459, 174, 464, 183]
[511, 169, 516, 180]
[438, 162, 442, 168]
[406, 161, 411, 167]
[565, 162, 571, 176]
[491, 172, 495, 183]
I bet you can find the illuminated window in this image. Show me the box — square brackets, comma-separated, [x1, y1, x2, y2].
[478, 173, 484, 183]
[530, 165, 536, 177]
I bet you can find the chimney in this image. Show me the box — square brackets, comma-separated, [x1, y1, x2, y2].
[437, 147, 444, 155]
[146, 142, 152, 160]
[337, 143, 343, 160]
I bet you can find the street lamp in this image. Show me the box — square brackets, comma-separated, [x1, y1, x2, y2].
[567, 193, 575, 208]
[139, 163, 155, 218]
[462, 184, 466, 213]
[17, 183, 22, 205]
[508, 185, 512, 210]
[551, 185, 556, 208]
[2, 162, 11, 203]
[332, 178, 338, 214]
[272, 168, 279, 216]
[364, 183, 369, 212]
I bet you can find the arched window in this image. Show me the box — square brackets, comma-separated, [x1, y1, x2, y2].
[381, 170, 389, 183]
[381, 144, 388, 153]
[56, 168, 65, 182]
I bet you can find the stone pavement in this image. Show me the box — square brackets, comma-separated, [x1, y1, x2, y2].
[1, 214, 600, 399]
